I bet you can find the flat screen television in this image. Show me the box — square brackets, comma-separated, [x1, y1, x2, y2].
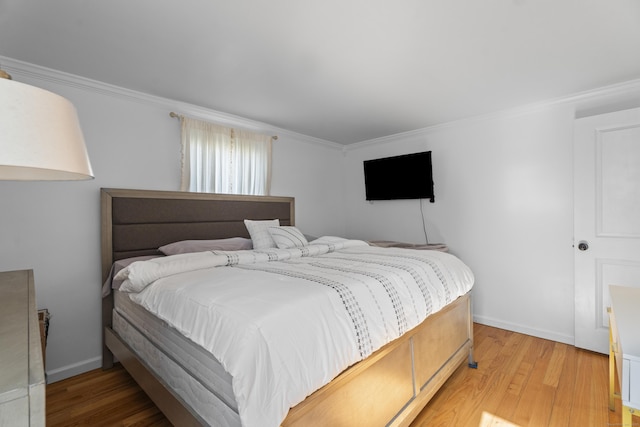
[363, 151, 434, 202]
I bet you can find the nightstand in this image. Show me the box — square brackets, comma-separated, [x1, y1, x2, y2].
[609, 285, 640, 427]
[0, 270, 46, 426]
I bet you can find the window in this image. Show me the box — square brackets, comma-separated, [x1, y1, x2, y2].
[179, 117, 273, 195]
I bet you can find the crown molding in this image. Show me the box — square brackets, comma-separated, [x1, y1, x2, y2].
[0, 56, 343, 151]
[345, 78, 640, 151]
[3, 55, 638, 153]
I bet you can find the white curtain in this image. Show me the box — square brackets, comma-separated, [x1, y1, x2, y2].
[180, 117, 272, 195]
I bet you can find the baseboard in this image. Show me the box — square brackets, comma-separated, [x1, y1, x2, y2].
[473, 315, 575, 346]
[46, 356, 102, 384]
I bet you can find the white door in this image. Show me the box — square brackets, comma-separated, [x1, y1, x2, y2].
[574, 107, 640, 354]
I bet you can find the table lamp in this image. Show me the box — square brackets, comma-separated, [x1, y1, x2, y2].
[0, 68, 94, 180]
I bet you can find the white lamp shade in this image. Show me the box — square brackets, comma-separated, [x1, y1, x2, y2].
[0, 77, 94, 180]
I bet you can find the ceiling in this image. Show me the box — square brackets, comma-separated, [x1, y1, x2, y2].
[1, 0, 640, 144]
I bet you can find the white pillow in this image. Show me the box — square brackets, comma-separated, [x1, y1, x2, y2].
[268, 226, 308, 249]
[244, 219, 280, 249]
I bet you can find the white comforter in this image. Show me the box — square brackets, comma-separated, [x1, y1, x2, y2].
[114, 237, 474, 427]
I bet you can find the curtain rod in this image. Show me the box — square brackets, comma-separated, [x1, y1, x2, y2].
[169, 112, 278, 140]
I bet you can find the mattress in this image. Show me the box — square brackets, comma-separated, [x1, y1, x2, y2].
[113, 290, 241, 426]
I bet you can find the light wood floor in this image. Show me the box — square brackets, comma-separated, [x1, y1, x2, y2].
[46, 324, 636, 427]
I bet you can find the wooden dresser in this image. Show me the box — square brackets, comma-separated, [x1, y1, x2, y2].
[609, 285, 640, 426]
[0, 270, 45, 427]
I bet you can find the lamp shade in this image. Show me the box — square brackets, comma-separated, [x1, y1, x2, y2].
[0, 77, 94, 180]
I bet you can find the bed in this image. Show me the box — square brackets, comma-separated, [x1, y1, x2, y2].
[100, 188, 476, 427]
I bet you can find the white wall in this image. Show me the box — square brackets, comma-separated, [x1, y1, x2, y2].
[0, 57, 345, 382]
[271, 136, 346, 238]
[343, 86, 640, 345]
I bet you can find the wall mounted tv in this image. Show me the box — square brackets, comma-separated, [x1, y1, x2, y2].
[363, 151, 434, 202]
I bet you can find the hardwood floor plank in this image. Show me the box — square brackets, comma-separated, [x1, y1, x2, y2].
[46, 325, 639, 426]
[546, 343, 577, 427]
[543, 342, 567, 388]
[567, 350, 598, 426]
[586, 350, 609, 426]
[482, 331, 535, 422]
[46, 363, 171, 427]
[460, 329, 531, 425]
[512, 339, 557, 426]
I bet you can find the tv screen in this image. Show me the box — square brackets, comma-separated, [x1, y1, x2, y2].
[363, 151, 434, 202]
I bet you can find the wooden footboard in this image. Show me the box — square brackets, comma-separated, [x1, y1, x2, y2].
[283, 292, 473, 427]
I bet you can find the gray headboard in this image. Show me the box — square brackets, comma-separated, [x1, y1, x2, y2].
[100, 188, 295, 283]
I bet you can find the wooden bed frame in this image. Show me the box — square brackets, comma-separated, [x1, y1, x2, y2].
[100, 188, 475, 427]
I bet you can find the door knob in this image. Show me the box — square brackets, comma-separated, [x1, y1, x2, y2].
[578, 241, 589, 251]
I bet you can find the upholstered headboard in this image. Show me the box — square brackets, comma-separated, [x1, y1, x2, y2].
[100, 188, 295, 283]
